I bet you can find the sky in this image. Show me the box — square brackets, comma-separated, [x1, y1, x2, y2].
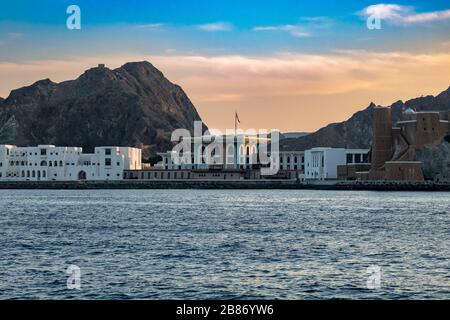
[0, 0, 449, 132]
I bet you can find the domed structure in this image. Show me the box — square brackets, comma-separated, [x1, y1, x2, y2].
[402, 107, 416, 120]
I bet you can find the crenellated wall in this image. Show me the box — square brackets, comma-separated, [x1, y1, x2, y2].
[366, 108, 449, 181]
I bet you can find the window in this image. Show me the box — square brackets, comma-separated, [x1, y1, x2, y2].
[355, 154, 362, 164]
[40, 149, 47, 156]
[105, 158, 111, 166]
[363, 153, 369, 163]
[346, 154, 353, 164]
[117, 162, 120, 166]
[105, 148, 111, 155]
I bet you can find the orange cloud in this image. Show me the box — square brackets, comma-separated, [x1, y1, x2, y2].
[0, 50, 449, 132]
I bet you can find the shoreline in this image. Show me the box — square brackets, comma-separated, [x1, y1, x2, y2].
[0, 180, 449, 191]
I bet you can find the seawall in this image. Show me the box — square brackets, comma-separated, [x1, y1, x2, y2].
[0, 180, 449, 191]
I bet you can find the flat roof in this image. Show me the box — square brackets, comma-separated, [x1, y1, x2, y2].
[385, 161, 422, 164]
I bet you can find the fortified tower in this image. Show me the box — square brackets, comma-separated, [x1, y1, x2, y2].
[371, 107, 392, 170]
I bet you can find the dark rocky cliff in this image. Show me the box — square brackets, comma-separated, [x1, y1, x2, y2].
[0, 61, 205, 162]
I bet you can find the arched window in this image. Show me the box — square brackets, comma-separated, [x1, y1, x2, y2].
[54, 161, 58, 167]
[42, 171, 46, 178]
[32, 170, 35, 178]
[294, 156, 297, 163]
[27, 171, 30, 178]
[226, 145, 235, 165]
[49, 162, 52, 167]
[21, 171, 25, 177]
[59, 161, 63, 166]
[40, 161, 47, 166]
[201, 145, 206, 164]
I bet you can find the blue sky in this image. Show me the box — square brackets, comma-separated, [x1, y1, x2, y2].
[1, 0, 448, 25]
[1, 0, 449, 57]
[0, 1, 449, 131]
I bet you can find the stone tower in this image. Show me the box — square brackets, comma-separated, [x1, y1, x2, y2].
[371, 107, 392, 170]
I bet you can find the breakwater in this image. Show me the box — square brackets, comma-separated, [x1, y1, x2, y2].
[0, 180, 449, 191]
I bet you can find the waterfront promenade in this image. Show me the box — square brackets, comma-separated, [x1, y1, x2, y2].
[0, 180, 449, 191]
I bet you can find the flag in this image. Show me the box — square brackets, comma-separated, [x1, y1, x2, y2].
[235, 111, 241, 124]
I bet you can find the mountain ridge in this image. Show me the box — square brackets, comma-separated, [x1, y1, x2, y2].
[0, 61, 205, 162]
[280, 86, 450, 151]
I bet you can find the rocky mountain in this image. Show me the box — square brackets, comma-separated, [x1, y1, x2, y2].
[280, 86, 450, 151]
[281, 132, 310, 139]
[416, 141, 450, 181]
[0, 61, 205, 162]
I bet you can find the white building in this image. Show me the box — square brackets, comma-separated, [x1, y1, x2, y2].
[0, 145, 141, 181]
[157, 134, 270, 171]
[277, 151, 305, 171]
[304, 147, 369, 180]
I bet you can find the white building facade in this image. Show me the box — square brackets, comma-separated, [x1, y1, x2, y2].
[157, 134, 270, 171]
[0, 145, 141, 181]
[304, 148, 369, 180]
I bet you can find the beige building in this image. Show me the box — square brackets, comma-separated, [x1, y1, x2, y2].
[359, 107, 450, 181]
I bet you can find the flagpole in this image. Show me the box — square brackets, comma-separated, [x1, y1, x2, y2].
[234, 111, 237, 169]
[234, 110, 237, 136]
